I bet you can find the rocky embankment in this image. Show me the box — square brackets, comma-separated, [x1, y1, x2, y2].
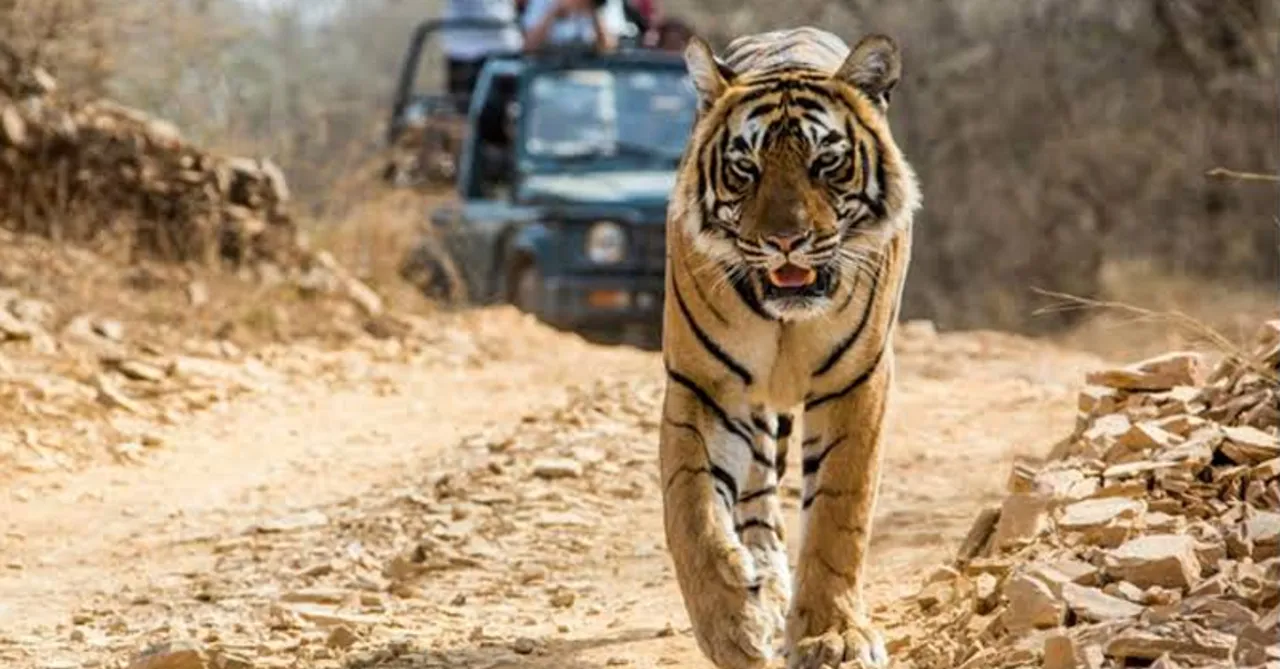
[891, 321, 1280, 669]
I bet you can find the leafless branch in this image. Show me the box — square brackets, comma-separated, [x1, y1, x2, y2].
[1031, 288, 1277, 382]
[1205, 167, 1280, 183]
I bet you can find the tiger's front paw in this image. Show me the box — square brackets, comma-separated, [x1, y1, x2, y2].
[682, 552, 784, 669]
[786, 616, 888, 669]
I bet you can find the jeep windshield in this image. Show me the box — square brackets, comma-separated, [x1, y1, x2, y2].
[520, 67, 696, 171]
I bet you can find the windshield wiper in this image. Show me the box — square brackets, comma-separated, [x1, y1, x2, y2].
[534, 141, 680, 165]
[613, 141, 680, 162]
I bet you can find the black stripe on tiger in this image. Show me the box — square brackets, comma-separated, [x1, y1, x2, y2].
[721, 264, 776, 321]
[777, 414, 794, 439]
[663, 419, 738, 510]
[803, 346, 887, 411]
[813, 257, 883, 376]
[673, 276, 753, 386]
[738, 486, 776, 504]
[802, 434, 847, 477]
[666, 368, 772, 468]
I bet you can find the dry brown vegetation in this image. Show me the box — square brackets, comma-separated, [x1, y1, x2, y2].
[5, 0, 1277, 336]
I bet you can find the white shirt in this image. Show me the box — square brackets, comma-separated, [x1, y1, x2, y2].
[441, 0, 524, 61]
[520, 0, 629, 47]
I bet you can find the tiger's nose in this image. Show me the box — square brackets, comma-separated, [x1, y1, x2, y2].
[765, 231, 811, 252]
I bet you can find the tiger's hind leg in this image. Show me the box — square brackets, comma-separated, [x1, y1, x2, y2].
[660, 381, 786, 669]
[785, 360, 893, 669]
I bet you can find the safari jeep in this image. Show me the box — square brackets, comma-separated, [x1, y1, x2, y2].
[398, 42, 697, 348]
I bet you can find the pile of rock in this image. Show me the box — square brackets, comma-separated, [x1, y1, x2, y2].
[0, 45, 297, 266]
[890, 320, 1280, 669]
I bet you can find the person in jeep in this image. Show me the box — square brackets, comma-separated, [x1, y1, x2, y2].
[441, 0, 524, 107]
[520, 0, 626, 52]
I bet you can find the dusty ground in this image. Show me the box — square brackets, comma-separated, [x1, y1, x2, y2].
[1, 280, 1119, 669]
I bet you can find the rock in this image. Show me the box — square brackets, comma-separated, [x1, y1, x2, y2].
[187, 281, 210, 308]
[1116, 423, 1179, 451]
[127, 640, 209, 669]
[1083, 414, 1131, 445]
[1061, 583, 1145, 622]
[1106, 534, 1202, 590]
[280, 603, 382, 628]
[534, 512, 591, 527]
[512, 637, 537, 655]
[549, 589, 576, 609]
[1153, 413, 1206, 437]
[118, 359, 168, 382]
[1247, 510, 1280, 559]
[251, 510, 329, 534]
[280, 588, 350, 605]
[955, 506, 1000, 564]
[1086, 352, 1204, 391]
[1002, 572, 1065, 632]
[1032, 468, 1099, 501]
[1043, 633, 1084, 669]
[1058, 497, 1145, 531]
[1104, 580, 1147, 604]
[7, 297, 53, 326]
[1101, 460, 1177, 480]
[1220, 426, 1279, 465]
[992, 493, 1051, 549]
[0, 309, 37, 340]
[94, 374, 143, 413]
[1103, 624, 1235, 662]
[326, 625, 358, 650]
[92, 318, 125, 341]
[1078, 385, 1121, 417]
[532, 458, 583, 480]
[973, 573, 999, 614]
[1046, 558, 1100, 586]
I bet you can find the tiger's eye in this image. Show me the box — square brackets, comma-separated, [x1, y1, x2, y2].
[813, 153, 841, 170]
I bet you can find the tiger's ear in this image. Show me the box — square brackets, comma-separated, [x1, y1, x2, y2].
[684, 36, 734, 110]
[834, 34, 901, 105]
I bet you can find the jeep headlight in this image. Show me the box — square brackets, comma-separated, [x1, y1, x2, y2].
[586, 221, 626, 264]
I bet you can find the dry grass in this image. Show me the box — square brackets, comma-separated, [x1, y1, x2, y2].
[0, 226, 374, 351]
[303, 186, 453, 314]
[1046, 259, 1279, 365]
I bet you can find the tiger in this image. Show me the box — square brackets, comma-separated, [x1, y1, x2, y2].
[658, 26, 921, 669]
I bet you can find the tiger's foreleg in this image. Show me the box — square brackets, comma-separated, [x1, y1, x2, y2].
[660, 380, 787, 669]
[785, 358, 893, 669]
[739, 409, 793, 645]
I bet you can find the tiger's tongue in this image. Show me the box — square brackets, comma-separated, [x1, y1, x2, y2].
[767, 264, 817, 288]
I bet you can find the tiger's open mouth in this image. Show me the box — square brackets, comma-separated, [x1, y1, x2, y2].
[766, 263, 817, 289]
[759, 264, 834, 302]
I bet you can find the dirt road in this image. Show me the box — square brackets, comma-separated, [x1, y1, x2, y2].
[0, 309, 1109, 669]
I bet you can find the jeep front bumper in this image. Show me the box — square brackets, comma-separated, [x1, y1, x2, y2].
[534, 274, 664, 331]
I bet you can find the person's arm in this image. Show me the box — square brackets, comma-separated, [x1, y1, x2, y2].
[590, 9, 616, 52]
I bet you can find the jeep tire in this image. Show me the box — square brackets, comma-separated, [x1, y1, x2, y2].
[510, 261, 542, 317]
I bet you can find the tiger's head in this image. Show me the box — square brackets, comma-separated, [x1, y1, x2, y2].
[674, 29, 921, 322]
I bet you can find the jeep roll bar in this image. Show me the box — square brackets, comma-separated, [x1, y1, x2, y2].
[388, 18, 519, 145]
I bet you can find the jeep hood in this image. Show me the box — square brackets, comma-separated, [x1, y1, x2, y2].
[519, 170, 675, 207]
